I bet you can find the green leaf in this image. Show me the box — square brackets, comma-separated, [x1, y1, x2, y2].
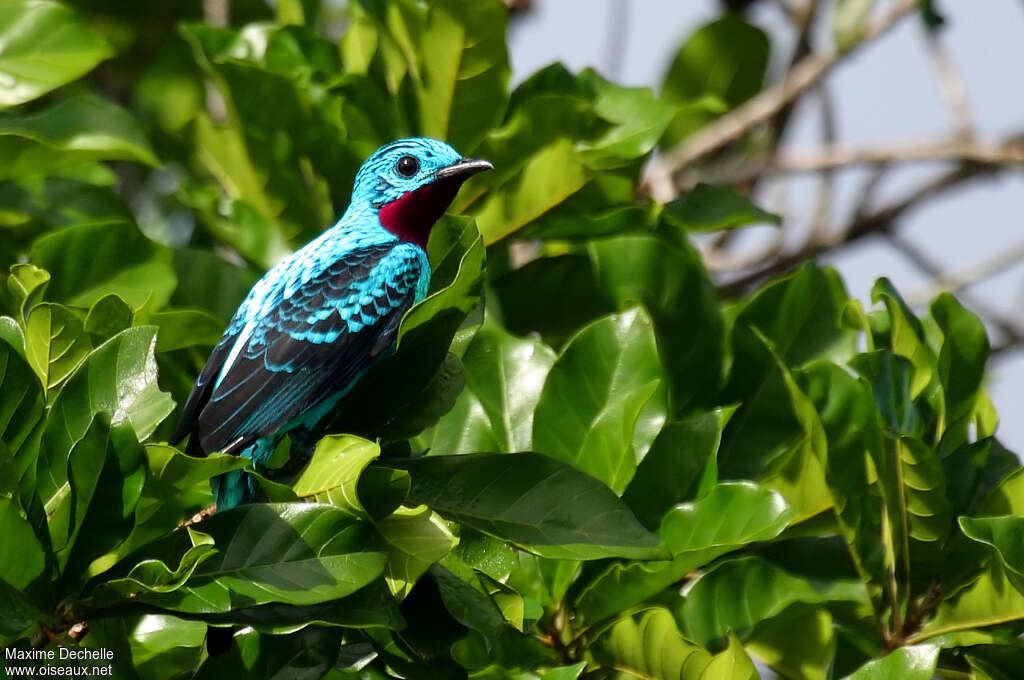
[126, 614, 207, 680]
[746, 606, 836, 680]
[470, 136, 586, 244]
[931, 292, 989, 438]
[0, 496, 46, 591]
[0, 0, 113, 108]
[797, 361, 884, 598]
[411, 0, 510, 151]
[0, 94, 158, 167]
[870, 278, 937, 401]
[661, 15, 769, 146]
[577, 72, 677, 169]
[202, 580, 405, 633]
[896, 436, 951, 544]
[37, 327, 175, 541]
[678, 556, 867, 645]
[192, 626, 345, 680]
[664, 183, 780, 232]
[149, 310, 223, 352]
[574, 482, 794, 623]
[4, 263, 49, 323]
[384, 452, 666, 560]
[416, 320, 555, 455]
[58, 418, 147, 578]
[24, 302, 91, 394]
[0, 335, 44, 487]
[30, 220, 176, 310]
[376, 504, 458, 599]
[596, 607, 714, 679]
[98, 503, 387, 613]
[721, 267, 855, 508]
[294, 435, 380, 519]
[622, 409, 727, 530]
[960, 515, 1024, 577]
[532, 307, 664, 493]
[917, 561, 1024, 641]
[83, 294, 133, 342]
[705, 633, 759, 680]
[841, 644, 938, 680]
[170, 249, 258, 326]
[431, 561, 507, 640]
[588, 233, 724, 415]
[660, 482, 795, 556]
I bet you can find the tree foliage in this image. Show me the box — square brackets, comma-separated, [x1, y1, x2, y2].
[0, 1, 1020, 678]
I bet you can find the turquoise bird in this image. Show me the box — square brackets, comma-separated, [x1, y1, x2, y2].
[171, 138, 492, 509]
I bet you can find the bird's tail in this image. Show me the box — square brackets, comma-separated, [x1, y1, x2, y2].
[211, 439, 273, 511]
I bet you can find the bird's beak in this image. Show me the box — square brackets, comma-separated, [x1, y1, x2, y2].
[435, 158, 493, 181]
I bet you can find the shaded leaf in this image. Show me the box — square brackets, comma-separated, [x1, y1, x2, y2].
[0, 0, 112, 107]
[664, 183, 779, 232]
[385, 452, 666, 560]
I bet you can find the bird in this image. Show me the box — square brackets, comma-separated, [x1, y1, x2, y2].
[171, 138, 492, 510]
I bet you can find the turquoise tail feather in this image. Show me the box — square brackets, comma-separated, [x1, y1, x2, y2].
[212, 439, 274, 510]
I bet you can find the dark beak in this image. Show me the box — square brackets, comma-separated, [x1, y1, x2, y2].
[435, 157, 493, 181]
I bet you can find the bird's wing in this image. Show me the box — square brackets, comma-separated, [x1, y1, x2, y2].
[178, 242, 425, 456]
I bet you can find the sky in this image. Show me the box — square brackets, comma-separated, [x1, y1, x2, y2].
[507, 0, 1024, 453]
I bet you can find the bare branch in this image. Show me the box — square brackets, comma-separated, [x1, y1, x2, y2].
[655, 0, 918, 180]
[924, 29, 974, 140]
[714, 158, 1009, 294]
[766, 138, 1024, 174]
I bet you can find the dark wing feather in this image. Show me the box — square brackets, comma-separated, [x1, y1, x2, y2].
[192, 243, 423, 456]
[170, 330, 239, 454]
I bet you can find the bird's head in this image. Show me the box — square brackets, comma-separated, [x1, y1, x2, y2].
[353, 137, 492, 249]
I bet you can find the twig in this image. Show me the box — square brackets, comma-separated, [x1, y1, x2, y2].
[766, 139, 1024, 174]
[656, 0, 918, 178]
[715, 159, 1007, 294]
[924, 29, 974, 140]
[809, 84, 838, 244]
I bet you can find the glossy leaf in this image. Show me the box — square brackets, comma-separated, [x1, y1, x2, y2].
[36, 327, 174, 540]
[294, 435, 380, 519]
[596, 607, 715, 680]
[24, 302, 91, 394]
[96, 503, 387, 612]
[417, 320, 555, 455]
[376, 504, 458, 599]
[842, 644, 938, 680]
[0, 335, 44, 485]
[30, 220, 176, 310]
[0, 94, 158, 168]
[622, 409, 727, 530]
[960, 516, 1024, 576]
[678, 556, 867, 645]
[0, 1, 112, 107]
[533, 307, 664, 493]
[660, 482, 795, 556]
[661, 15, 769, 146]
[385, 452, 666, 560]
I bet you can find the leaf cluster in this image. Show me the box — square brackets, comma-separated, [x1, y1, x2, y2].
[0, 2, 1021, 679]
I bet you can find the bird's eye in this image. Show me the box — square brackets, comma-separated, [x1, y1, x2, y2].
[396, 155, 420, 177]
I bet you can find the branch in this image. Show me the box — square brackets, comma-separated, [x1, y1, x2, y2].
[766, 138, 1024, 174]
[657, 0, 918, 177]
[714, 158, 1008, 296]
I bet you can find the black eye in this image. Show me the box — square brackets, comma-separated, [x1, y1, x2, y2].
[396, 155, 420, 177]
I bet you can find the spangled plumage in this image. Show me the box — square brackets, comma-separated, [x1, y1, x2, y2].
[172, 138, 491, 509]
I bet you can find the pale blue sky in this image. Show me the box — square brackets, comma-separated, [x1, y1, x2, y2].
[508, 0, 1024, 452]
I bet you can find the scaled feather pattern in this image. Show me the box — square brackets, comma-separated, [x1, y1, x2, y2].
[172, 138, 492, 509]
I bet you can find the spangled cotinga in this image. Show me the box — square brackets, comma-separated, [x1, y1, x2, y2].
[171, 138, 492, 509]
